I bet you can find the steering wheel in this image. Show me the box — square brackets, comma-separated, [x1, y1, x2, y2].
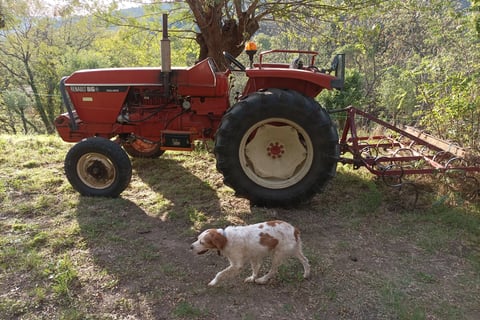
[223, 51, 246, 71]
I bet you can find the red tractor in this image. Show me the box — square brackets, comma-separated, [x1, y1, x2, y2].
[55, 14, 344, 207]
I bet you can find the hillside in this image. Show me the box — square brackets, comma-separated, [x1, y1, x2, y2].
[1, 134, 479, 319]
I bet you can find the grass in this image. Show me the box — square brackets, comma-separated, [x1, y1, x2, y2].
[380, 281, 426, 320]
[1, 134, 480, 319]
[172, 301, 209, 318]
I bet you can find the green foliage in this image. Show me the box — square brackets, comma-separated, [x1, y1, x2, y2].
[415, 55, 480, 149]
[0, 8, 4, 29]
[318, 69, 365, 110]
[0, 0, 109, 134]
[48, 255, 79, 300]
[1, 90, 32, 133]
[63, 49, 112, 71]
[0, 0, 479, 153]
[253, 33, 273, 51]
[473, 0, 480, 36]
[377, 67, 417, 125]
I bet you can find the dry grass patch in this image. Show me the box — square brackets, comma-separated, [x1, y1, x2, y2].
[1, 134, 479, 319]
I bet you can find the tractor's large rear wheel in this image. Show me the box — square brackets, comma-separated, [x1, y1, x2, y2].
[64, 137, 132, 197]
[214, 89, 339, 206]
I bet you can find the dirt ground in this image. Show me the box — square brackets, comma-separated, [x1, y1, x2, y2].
[71, 173, 480, 320]
[1, 143, 479, 320]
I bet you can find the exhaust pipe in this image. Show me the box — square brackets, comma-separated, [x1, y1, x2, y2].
[161, 13, 171, 97]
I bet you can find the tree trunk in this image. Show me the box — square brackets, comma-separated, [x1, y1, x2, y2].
[24, 61, 55, 133]
[186, 0, 259, 70]
[0, 5, 4, 28]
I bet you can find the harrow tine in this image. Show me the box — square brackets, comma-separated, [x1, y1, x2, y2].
[337, 106, 480, 204]
[464, 176, 480, 201]
[380, 163, 404, 187]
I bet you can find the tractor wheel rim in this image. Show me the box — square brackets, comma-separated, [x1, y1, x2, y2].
[77, 152, 116, 189]
[240, 118, 313, 189]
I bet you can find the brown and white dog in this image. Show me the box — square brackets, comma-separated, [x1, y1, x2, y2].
[191, 220, 310, 286]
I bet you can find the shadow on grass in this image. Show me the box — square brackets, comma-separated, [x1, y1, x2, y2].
[73, 156, 225, 317]
[136, 156, 224, 220]
[75, 156, 477, 319]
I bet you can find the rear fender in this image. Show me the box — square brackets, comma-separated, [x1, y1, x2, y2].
[243, 69, 335, 97]
[243, 53, 345, 98]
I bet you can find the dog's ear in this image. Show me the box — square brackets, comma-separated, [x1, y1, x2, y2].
[206, 229, 227, 251]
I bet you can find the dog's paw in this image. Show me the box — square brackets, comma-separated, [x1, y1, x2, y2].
[207, 279, 218, 286]
[254, 277, 269, 285]
[244, 276, 255, 283]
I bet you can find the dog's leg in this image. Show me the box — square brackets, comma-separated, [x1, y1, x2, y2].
[208, 264, 241, 286]
[244, 260, 261, 283]
[255, 254, 283, 284]
[296, 250, 310, 279]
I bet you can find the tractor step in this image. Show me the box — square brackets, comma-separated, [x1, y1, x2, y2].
[161, 130, 192, 151]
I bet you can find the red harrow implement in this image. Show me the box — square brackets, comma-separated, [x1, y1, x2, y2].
[333, 106, 480, 205]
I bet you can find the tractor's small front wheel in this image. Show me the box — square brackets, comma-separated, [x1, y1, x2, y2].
[215, 89, 339, 206]
[64, 137, 132, 197]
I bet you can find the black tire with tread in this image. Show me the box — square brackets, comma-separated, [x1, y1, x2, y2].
[214, 89, 339, 207]
[64, 137, 132, 197]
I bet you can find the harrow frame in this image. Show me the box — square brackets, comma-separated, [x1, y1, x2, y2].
[331, 106, 480, 202]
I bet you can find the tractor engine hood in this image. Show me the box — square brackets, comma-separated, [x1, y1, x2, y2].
[64, 67, 166, 87]
[63, 57, 225, 97]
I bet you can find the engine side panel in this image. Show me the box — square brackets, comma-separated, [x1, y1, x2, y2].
[56, 59, 231, 144]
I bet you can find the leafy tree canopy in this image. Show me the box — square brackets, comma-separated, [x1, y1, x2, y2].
[0, 0, 478, 153]
[95, 0, 383, 69]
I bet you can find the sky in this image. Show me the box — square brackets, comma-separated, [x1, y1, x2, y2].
[39, 0, 142, 16]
